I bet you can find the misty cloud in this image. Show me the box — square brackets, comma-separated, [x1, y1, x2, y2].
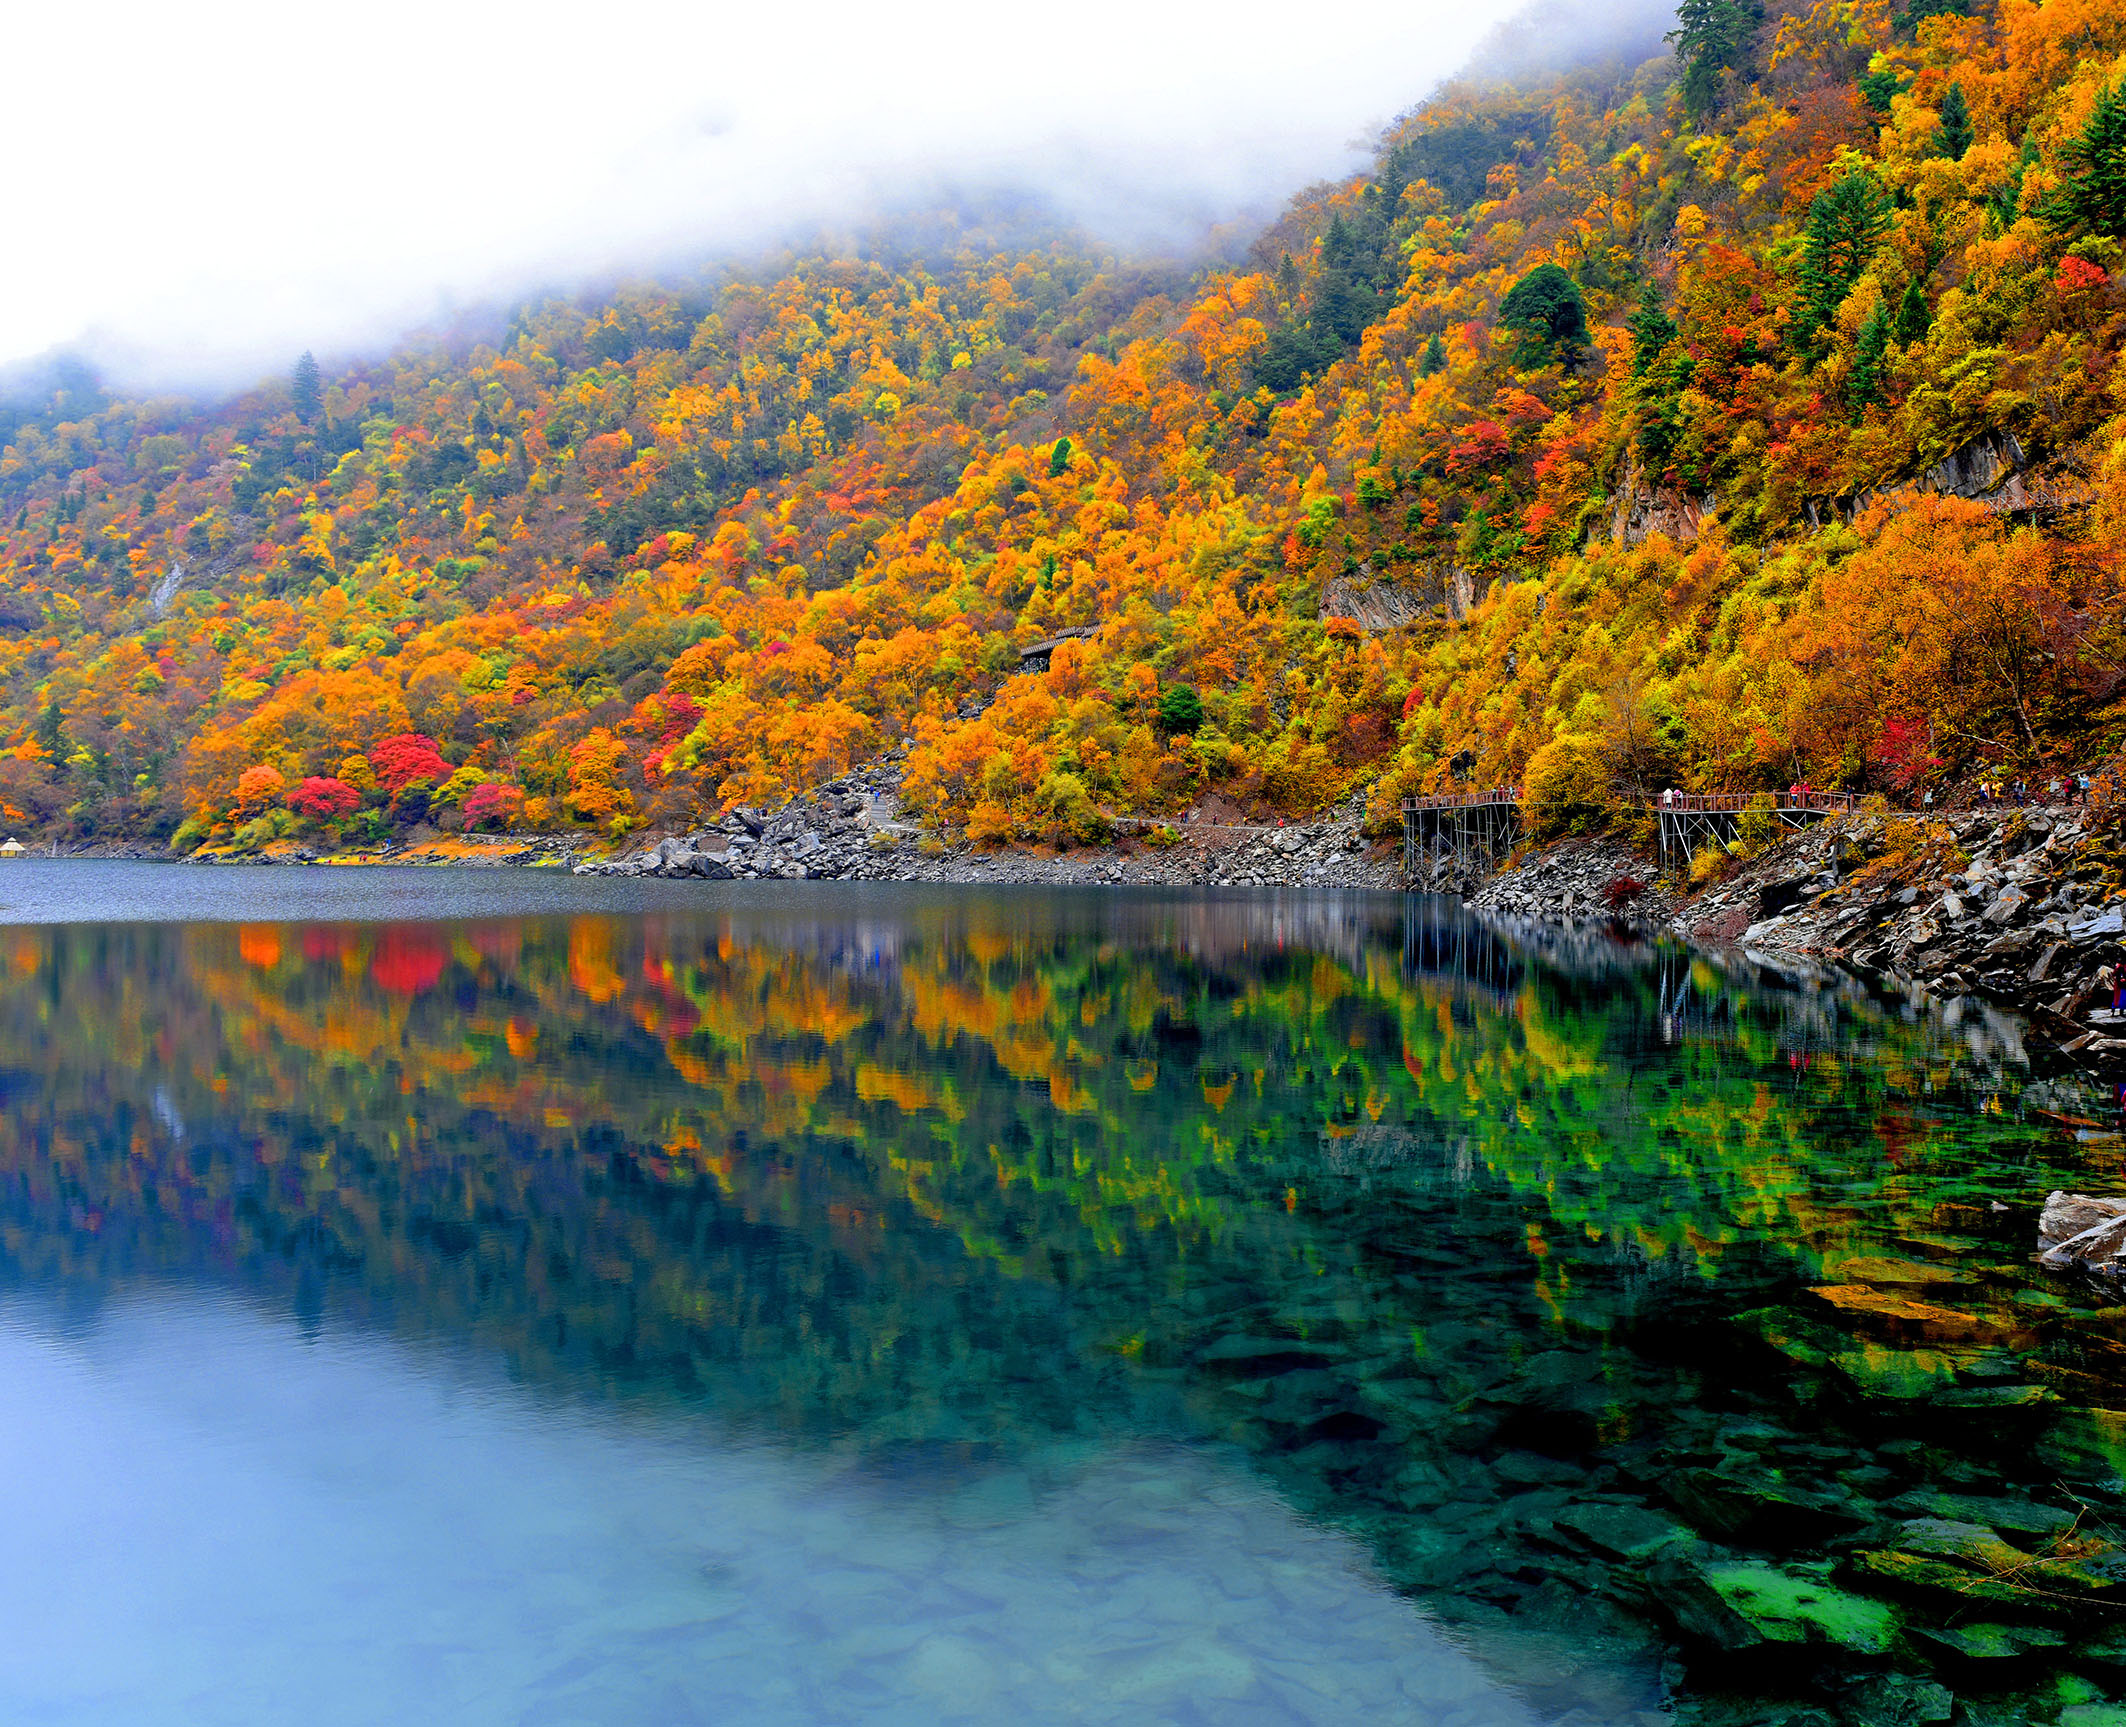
[7, 0, 1553, 389]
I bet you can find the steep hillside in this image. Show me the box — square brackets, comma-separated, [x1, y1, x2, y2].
[4, 0, 2126, 854]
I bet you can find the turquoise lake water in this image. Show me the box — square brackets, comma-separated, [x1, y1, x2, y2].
[0, 866, 2121, 1725]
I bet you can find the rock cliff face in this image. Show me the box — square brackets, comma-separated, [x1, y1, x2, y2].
[1620, 431, 2062, 545]
[1914, 429, 2032, 503]
[1606, 479, 1716, 547]
[1318, 559, 1484, 630]
[1846, 429, 2036, 518]
[1318, 571, 1435, 633]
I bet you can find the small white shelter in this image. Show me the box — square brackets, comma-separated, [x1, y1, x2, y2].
[0, 838, 23, 857]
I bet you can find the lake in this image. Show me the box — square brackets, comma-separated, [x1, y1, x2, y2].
[1, 862, 2122, 1726]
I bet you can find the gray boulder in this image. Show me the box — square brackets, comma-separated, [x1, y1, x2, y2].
[2039, 1192, 2126, 1272]
[1983, 886, 2029, 927]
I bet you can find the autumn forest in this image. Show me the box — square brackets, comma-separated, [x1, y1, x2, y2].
[6, 0, 2126, 853]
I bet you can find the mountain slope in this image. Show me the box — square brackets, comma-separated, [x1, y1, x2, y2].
[3, 0, 2124, 852]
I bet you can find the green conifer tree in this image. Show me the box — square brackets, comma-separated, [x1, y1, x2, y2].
[1499, 264, 1589, 369]
[1156, 685, 1205, 734]
[291, 351, 323, 425]
[1624, 283, 1692, 469]
[1935, 82, 1973, 160]
[1892, 276, 1931, 345]
[1626, 282, 1680, 377]
[1668, 0, 1762, 120]
[2049, 83, 2126, 237]
[1797, 170, 1890, 348]
[1848, 301, 1892, 415]
[1417, 333, 1447, 377]
[1857, 69, 1905, 115]
[1048, 437, 1073, 476]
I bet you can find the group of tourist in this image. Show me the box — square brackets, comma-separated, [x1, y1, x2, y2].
[1643, 775, 2099, 811]
[1970, 775, 2095, 807]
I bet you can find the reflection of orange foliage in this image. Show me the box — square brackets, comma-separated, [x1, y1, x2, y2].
[237, 926, 282, 969]
[855, 1063, 935, 1114]
[1048, 1072, 1094, 1113]
[370, 930, 448, 995]
[505, 1018, 539, 1059]
[568, 919, 626, 1003]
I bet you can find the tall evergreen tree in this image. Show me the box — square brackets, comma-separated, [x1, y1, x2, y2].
[1849, 301, 1892, 415]
[1314, 215, 1379, 349]
[1499, 264, 1589, 369]
[1797, 170, 1891, 348]
[2049, 83, 2126, 237]
[1625, 282, 1691, 469]
[1858, 68, 1905, 115]
[1894, 0, 1966, 31]
[1935, 81, 1973, 160]
[1668, 0, 1762, 120]
[1892, 276, 1932, 345]
[291, 351, 323, 425]
[1417, 333, 1447, 377]
[1627, 282, 1680, 378]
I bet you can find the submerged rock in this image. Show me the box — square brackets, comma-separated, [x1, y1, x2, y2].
[1549, 1500, 1691, 1562]
[1842, 1674, 1954, 1724]
[2040, 1192, 2126, 1272]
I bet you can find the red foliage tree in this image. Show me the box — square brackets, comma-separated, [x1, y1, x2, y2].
[370, 733, 452, 792]
[1869, 717, 1942, 792]
[461, 783, 524, 830]
[286, 776, 361, 821]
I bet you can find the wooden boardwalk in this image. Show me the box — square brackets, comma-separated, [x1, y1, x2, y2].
[1400, 787, 1863, 881]
[1652, 791, 1860, 872]
[1401, 789, 1522, 878]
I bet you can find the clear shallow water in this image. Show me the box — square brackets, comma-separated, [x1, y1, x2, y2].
[2, 1295, 1526, 1727]
[1, 870, 2123, 1725]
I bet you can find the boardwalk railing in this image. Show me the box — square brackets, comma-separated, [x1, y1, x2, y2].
[1401, 789, 1521, 812]
[1654, 791, 1860, 815]
[1399, 787, 1867, 884]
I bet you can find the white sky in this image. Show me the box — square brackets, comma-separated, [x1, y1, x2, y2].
[9, 0, 1528, 389]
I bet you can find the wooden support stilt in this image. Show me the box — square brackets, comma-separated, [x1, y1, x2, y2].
[1408, 790, 1856, 889]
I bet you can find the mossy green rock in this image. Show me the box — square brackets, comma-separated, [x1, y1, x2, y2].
[1895, 1518, 2027, 1570]
[1699, 1561, 1898, 1653]
[1909, 1620, 2066, 1660]
[1851, 1547, 2041, 1611]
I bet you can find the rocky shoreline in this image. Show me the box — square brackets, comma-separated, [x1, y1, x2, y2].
[51, 787, 2126, 1074]
[1473, 808, 2126, 1073]
[62, 761, 1404, 891]
[554, 764, 1406, 890]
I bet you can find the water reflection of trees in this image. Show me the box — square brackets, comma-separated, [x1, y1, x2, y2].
[0, 897, 2109, 1712]
[0, 902, 2060, 1365]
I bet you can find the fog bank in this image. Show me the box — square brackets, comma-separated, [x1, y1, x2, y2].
[10, 0, 1564, 390]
